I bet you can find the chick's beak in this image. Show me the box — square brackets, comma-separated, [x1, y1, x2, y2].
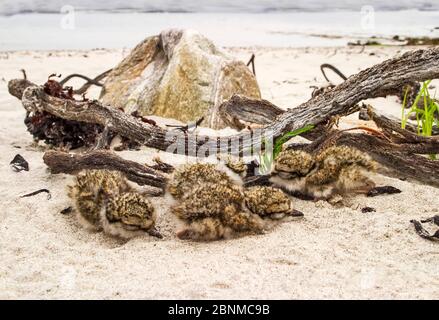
[147, 226, 163, 239]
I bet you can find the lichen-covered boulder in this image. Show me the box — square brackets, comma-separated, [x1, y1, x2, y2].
[100, 29, 261, 129]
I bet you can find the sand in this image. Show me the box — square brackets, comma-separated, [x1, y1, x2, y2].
[0, 46, 438, 299]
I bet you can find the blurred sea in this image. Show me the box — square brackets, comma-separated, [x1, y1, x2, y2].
[0, 1, 438, 50]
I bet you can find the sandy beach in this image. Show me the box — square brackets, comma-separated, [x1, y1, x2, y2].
[0, 45, 438, 299]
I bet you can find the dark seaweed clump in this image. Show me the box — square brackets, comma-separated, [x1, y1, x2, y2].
[10, 154, 29, 172]
[23, 74, 103, 149]
[24, 110, 103, 149]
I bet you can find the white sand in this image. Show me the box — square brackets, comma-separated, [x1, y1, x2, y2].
[0, 46, 438, 299]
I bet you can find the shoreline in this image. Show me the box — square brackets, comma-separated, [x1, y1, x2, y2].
[1, 10, 438, 50]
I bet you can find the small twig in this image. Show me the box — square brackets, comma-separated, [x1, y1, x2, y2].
[320, 63, 348, 83]
[166, 117, 204, 133]
[339, 126, 393, 142]
[20, 69, 27, 80]
[59, 69, 112, 95]
[246, 53, 256, 76]
[20, 189, 51, 200]
[420, 215, 439, 226]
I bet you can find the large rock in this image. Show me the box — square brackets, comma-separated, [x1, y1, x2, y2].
[100, 29, 261, 129]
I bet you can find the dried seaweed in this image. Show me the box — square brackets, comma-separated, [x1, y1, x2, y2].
[10, 154, 29, 172]
[421, 215, 439, 226]
[361, 207, 376, 213]
[366, 186, 402, 197]
[24, 110, 103, 149]
[43, 74, 74, 100]
[131, 111, 157, 126]
[21, 74, 105, 149]
[410, 219, 439, 241]
[20, 188, 51, 200]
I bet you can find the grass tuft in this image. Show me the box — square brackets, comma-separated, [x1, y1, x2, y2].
[401, 80, 438, 159]
[258, 124, 314, 174]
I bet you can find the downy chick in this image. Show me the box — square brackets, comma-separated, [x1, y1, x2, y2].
[68, 169, 160, 239]
[169, 163, 263, 241]
[270, 146, 376, 200]
[244, 186, 299, 220]
[269, 149, 315, 193]
[173, 182, 265, 241]
[305, 146, 376, 199]
[167, 162, 242, 200]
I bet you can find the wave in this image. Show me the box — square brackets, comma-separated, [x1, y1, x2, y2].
[1, 0, 438, 16]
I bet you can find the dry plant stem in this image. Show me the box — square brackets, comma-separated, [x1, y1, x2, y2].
[43, 150, 168, 192]
[59, 69, 112, 95]
[246, 53, 256, 76]
[10, 47, 439, 156]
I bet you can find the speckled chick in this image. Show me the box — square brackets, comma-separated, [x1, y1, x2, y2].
[105, 192, 160, 238]
[305, 146, 376, 199]
[269, 149, 315, 193]
[244, 186, 295, 220]
[167, 163, 241, 200]
[68, 169, 130, 228]
[269, 146, 376, 200]
[173, 181, 264, 241]
[68, 169, 160, 239]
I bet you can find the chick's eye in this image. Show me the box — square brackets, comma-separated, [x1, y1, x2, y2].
[277, 171, 297, 179]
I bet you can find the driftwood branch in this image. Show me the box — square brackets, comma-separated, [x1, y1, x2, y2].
[10, 47, 439, 157]
[218, 95, 285, 128]
[43, 150, 168, 193]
